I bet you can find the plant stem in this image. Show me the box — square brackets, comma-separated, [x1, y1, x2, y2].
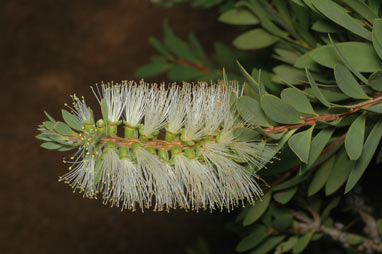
[264, 94, 382, 134]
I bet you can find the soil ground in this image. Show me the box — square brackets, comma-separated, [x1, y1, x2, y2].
[0, 1, 238, 253]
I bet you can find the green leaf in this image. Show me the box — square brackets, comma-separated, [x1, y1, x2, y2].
[368, 71, 382, 92]
[303, 87, 350, 103]
[262, 130, 296, 165]
[276, 237, 298, 253]
[345, 114, 366, 160]
[334, 64, 370, 99]
[233, 128, 260, 141]
[308, 156, 335, 196]
[341, 0, 377, 24]
[163, 20, 201, 64]
[310, 42, 382, 73]
[306, 69, 331, 107]
[274, 186, 297, 205]
[273, 214, 293, 231]
[236, 96, 271, 127]
[301, 128, 335, 172]
[311, 20, 339, 33]
[294, 53, 320, 71]
[364, 103, 382, 114]
[292, 230, 314, 253]
[288, 126, 314, 163]
[42, 121, 54, 130]
[40, 142, 62, 150]
[214, 42, 237, 71]
[250, 235, 286, 254]
[44, 111, 56, 122]
[272, 65, 307, 85]
[53, 121, 72, 136]
[372, 19, 382, 60]
[149, 37, 173, 59]
[281, 88, 316, 115]
[261, 94, 304, 124]
[347, 235, 365, 245]
[135, 62, 173, 78]
[345, 120, 382, 193]
[100, 99, 108, 122]
[329, 35, 368, 84]
[237, 61, 260, 100]
[62, 109, 82, 131]
[243, 191, 272, 226]
[233, 29, 279, 50]
[236, 225, 269, 252]
[312, 0, 371, 40]
[325, 149, 355, 195]
[218, 8, 259, 25]
[168, 66, 204, 81]
[273, 171, 312, 191]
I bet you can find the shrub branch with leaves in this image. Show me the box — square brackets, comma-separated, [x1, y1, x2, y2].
[137, 0, 382, 253]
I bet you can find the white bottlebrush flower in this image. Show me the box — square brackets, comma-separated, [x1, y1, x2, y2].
[67, 94, 92, 123]
[59, 156, 97, 198]
[141, 84, 171, 137]
[134, 147, 187, 211]
[43, 80, 275, 212]
[166, 84, 188, 134]
[92, 82, 126, 122]
[123, 80, 147, 127]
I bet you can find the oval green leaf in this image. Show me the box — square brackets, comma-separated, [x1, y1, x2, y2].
[233, 29, 279, 50]
[62, 109, 82, 131]
[325, 149, 355, 195]
[40, 142, 62, 150]
[288, 126, 314, 163]
[301, 127, 334, 172]
[236, 96, 271, 127]
[236, 225, 269, 252]
[218, 8, 259, 25]
[305, 69, 331, 107]
[261, 94, 304, 124]
[368, 71, 382, 92]
[372, 19, 382, 60]
[135, 62, 173, 78]
[313, 0, 371, 40]
[292, 230, 314, 254]
[308, 156, 335, 196]
[345, 120, 382, 193]
[53, 121, 72, 136]
[274, 186, 297, 205]
[281, 88, 316, 115]
[243, 191, 272, 226]
[345, 114, 366, 160]
[310, 42, 382, 73]
[250, 235, 286, 254]
[334, 64, 370, 99]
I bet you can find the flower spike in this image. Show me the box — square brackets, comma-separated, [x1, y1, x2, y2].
[37, 80, 275, 212]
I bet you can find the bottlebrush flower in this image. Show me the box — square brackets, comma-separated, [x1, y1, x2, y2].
[37, 80, 274, 212]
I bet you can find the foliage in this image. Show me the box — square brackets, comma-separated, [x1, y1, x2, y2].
[141, 0, 382, 253]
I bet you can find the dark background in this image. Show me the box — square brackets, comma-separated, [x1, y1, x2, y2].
[0, 1, 239, 253]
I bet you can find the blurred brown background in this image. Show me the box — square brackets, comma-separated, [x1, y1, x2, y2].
[0, 1, 238, 253]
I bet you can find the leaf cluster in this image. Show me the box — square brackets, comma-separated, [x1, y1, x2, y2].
[142, 0, 382, 253]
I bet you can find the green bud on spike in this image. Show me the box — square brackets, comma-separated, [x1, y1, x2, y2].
[96, 119, 106, 135]
[171, 146, 182, 156]
[131, 142, 142, 151]
[124, 123, 138, 139]
[195, 143, 202, 157]
[165, 131, 178, 142]
[158, 149, 169, 161]
[184, 148, 195, 159]
[119, 146, 129, 158]
[104, 141, 114, 149]
[146, 146, 156, 155]
[107, 122, 118, 137]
